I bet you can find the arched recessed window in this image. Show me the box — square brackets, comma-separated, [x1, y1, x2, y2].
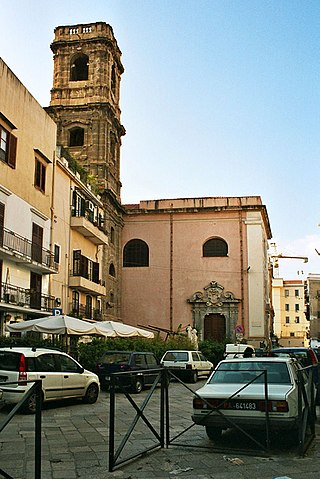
[70, 54, 89, 81]
[109, 263, 115, 277]
[123, 239, 149, 267]
[203, 238, 228, 257]
[69, 127, 84, 147]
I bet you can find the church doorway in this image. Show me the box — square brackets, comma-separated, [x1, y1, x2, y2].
[204, 313, 226, 341]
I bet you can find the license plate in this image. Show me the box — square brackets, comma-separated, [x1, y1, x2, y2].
[231, 401, 257, 410]
[0, 375, 7, 383]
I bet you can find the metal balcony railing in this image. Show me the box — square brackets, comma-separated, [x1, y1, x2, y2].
[1, 282, 55, 312]
[69, 303, 102, 321]
[0, 227, 58, 272]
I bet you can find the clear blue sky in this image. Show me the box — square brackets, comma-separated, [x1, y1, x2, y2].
[1, 0, 319, 278]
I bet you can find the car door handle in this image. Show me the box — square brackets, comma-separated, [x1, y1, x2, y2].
[64, 375, 69, 379]
[40, 375, 46, 379]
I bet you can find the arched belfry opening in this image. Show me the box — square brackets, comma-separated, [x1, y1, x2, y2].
[70, 54, 89, 81]
[188, 281, 240, 342]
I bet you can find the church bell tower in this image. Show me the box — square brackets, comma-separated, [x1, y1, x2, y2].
[46, 22, 126, 320]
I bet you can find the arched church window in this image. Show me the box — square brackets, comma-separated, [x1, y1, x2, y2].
[110, 132, 116, 162]
[109, 263, 116, 277]
[203, 238, 228, 257]
[123, 239, 149, 267]
[69, 127, 84, 147]
[70, 54, 89, 81]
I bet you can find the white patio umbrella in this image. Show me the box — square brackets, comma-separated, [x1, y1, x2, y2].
[95, 321, 154, 339]
[6, 315, 99, 335]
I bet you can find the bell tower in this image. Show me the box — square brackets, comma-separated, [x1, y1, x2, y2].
[46, 22, 125, 198]
[46, 22, 126, 320]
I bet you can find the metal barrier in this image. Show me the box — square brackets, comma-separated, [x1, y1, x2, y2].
[0, 380, 42, 479]
[108, 364, 316, 471]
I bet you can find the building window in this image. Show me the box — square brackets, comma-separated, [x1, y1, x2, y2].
[54, 244, 60, 264]
[317, 311, 320, 319]
[203, 238, 228, 257]
[111, 64, 116, 94]
[72, 291, 80, 316]
[295, 317, 300, 323]
[109, 263, 115, 277]
[70, 54, 89, 81]
[34, 158, 46, 193]
[0, 124, 17, 168]
[285, 317, 290, 324]
[69, 127, 84, 147]
[290, 332, 295, 337]
[123, 239, 149, 267]
[295, 304, 299, 312]
[85, 295, 92, 319]
[109, 131, 116, 163]
[284, 289, 289, 297]
[295, 289, 300, 297]
[285, 304, 289, 312]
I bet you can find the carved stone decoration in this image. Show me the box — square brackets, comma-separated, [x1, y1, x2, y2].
[189, 281, 235, 306]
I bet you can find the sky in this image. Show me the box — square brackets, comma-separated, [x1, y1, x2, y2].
[1, 0, 319, 279]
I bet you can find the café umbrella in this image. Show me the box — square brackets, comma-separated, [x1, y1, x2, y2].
[6, 315, 100, 336]
[95, 321, 154, 338]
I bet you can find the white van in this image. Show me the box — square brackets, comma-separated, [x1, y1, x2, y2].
[224, 343, 255, 359]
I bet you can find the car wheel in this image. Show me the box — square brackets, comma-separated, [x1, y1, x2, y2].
[132, 377, 143, 394]
[83, 383, 99, 404]
[205, 426, 222, 441]
[189, 370, 198, 383]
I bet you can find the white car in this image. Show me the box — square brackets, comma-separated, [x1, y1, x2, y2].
[160, 350, 213, 383]
[192, 357, 315, 441]
[0, 347, 100, 413]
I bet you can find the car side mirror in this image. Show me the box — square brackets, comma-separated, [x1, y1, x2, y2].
[78, 366, 84, 374]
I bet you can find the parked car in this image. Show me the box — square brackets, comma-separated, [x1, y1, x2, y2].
[270, 347, 320, 403]
[192, 357, 315, 441]
[0, 347, 100, 413]
[160, 350, 213, 383]
[95, 351, 161, 393]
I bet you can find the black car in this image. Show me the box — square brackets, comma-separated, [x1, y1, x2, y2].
[96, 351, 161, 393]
[271, 347, 320, 403]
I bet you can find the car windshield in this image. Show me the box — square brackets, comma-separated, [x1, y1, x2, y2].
[209, 361, 291, 385]
[163, 351, 189, 361]
[101, 352, 130, 364]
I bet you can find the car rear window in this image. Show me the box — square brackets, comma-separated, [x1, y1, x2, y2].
[100, 352, 130, 364]
[210, 361, 291, 385]
[0, 351, 21, 371]
[163, 351, 189, 361]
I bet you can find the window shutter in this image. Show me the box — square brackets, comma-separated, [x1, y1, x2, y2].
[8, 133, 17, 169]
[92, 262, 99, 284]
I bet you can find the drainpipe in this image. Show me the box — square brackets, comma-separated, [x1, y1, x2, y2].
[239, 208, 245, 327]
[49, 149, 56, 302]
[169, 210, 173, 331]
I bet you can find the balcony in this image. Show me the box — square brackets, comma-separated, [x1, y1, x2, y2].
[70, 216, 108, 245]
[69, 303, 102, 321]
[0, 282, 55, 312]
[69, 275, 106, 295]
[0, 227, 58, 274]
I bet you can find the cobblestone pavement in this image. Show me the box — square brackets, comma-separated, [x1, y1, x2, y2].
[0, 380, 320, 479]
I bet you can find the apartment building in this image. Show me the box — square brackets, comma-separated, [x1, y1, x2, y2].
[0, 58, 58, 334]
[272, 278, 309, 346]
[307, 274, 320, 342]
[50, 147, 109, 320]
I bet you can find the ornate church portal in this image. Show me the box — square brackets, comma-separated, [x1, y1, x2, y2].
[188, 281, 240, 342]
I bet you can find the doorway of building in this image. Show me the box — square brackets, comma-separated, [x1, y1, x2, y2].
[204, 313, 226, 341]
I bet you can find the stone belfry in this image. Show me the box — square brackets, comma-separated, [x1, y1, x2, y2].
[46, 22, 126, 320]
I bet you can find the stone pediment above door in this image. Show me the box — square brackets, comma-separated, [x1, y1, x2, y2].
[188, 281, 239, 307]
